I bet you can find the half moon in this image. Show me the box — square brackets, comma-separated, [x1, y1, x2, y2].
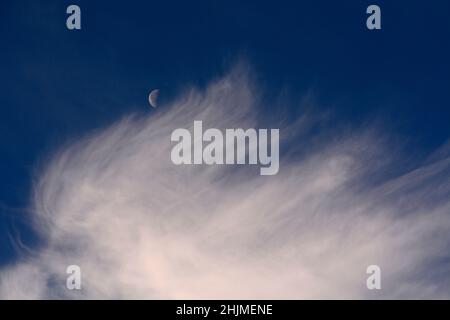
[148, 89, 159, 108]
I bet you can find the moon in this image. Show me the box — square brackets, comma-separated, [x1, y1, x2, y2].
[148, 89, 159, 108]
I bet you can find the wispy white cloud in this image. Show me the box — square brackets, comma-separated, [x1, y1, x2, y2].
[1, 65, 450, 299]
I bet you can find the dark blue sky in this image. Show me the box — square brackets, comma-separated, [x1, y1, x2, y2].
[1, 0, 450, 264]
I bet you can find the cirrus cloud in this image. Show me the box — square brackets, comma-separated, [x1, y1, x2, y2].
[1, 65, 450, 299]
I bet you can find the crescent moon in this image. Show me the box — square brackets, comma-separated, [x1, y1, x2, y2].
[148, 89, 159, 108]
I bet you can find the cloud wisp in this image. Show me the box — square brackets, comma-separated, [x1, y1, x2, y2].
[1, 66, 450, 299]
